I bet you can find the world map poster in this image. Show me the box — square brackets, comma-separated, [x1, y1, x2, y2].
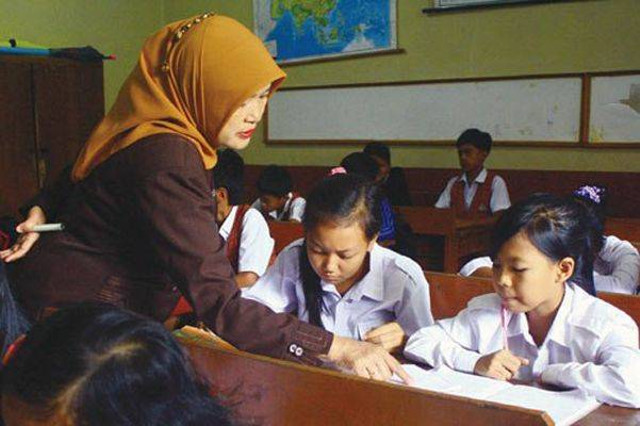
[253, 0, 397, 64]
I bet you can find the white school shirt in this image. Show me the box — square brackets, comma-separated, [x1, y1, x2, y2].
[251, 193, 306, 222]
[219, 206, 274, 276]
[404, 283, 640, 408]
[435, 168, 511, 213]
[459, 237, 640, 295]
[594, 235, 640, 295]
[459, 256, 493, 277]
[242, 239, 434, 340]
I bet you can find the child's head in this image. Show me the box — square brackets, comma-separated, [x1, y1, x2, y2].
[213, 149, 245, 221]
[1, 303, 231, 426]
[456, 128, 492, 175]
[572, 184, 608, 254]
[363, 142, 391, 182]
[340, 152, 380, 183]
[300, 174, 381, 326]
[490, 194, 596, 314]
[256, 165, 293, 213]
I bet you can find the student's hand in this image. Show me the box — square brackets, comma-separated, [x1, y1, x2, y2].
[364, 322, 407, 354]
[473, 349, 529, 381]
[0, 206, 46, 263]
[325, 335, 413, 384]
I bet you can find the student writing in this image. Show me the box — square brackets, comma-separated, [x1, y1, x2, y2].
[406, 194, 640, 408]
[243, 173, 433, 358]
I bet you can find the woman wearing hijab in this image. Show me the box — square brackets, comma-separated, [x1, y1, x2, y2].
[1, 14, 408, 382]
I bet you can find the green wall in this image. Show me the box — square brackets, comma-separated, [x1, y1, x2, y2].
[3, 1, 638, 171]
[0, 0, 164, 108]
[165, 0, 640, 172]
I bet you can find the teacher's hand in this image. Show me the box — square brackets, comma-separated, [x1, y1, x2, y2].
[0, 206, 46, 263]
[324, 335, 413, 384]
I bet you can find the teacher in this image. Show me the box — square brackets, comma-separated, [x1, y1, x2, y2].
[1, 14, 407, 382]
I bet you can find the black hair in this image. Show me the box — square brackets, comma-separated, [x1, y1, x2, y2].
[490, 193, 596, 295]
[571, 184, 608, 254]
[213, 149, 245, 205]
[299, 174, 381, 328]
[340, 152, 379, 183]
[456, 128, 493, 153]
[1, 303, 232, 425]
[363, 142, 391, 165]
[0, 262, 30, 357]
[256, 165, 293, 197]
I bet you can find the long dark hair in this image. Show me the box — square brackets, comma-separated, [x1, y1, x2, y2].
[1, 303, 232, 425]
[490, 193, 596, 295]
[300, 174, 381, 327]
[0, 262, 30, 357]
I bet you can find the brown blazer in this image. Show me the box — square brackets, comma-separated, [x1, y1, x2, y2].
[9, 134, 331, 364]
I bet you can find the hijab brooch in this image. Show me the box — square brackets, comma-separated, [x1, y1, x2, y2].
[161, 12, 215, 73]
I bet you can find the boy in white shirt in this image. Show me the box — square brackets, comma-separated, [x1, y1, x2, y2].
[251, 165, 306, 222]
[407, 194, 640, 408]
[214, 150, 274, 287]
[435, 129, 510, 216]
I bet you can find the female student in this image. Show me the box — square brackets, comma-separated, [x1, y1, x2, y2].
[243, 174, 433, 358]
[0, 14, 406, 382]
[573, 185, 640, 294]
[405, 194, 640, 408]
[1, 303, 231, 425]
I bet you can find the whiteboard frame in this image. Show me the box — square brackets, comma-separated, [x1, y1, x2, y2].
[265, 71, 640, 149]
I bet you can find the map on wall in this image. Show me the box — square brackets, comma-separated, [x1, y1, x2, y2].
[253, 0, 397, 64]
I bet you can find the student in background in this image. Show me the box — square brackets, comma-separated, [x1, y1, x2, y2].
[243, 174, 433, 356]
[213, 149, 274, 287]
[251, 165, 305, 222]
[363, 142, 412, 206]
[572, 184, 640, 294]
[459, 186, 640, 294]
[340, 152, 396, 246]
[406, 194, 640, 408]
[1, 303, 231, 425]
[435, 129, 510, 216]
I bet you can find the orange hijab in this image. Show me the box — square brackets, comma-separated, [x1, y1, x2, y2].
[72, 14, 285, 181]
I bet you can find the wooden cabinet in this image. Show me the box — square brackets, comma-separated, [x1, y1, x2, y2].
[0, 55, 103, 216]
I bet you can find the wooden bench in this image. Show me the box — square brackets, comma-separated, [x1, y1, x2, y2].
[396, 207, 496, 273]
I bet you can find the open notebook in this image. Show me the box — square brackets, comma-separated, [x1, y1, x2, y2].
[392, 365, 600, 426]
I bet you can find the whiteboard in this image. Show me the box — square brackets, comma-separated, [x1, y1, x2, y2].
[267, 78, 582, 143]
[589, 74, 640, 143]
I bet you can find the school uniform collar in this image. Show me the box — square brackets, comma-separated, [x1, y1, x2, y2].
[320, 244, 385, 302]
[277, 192, 294, 220]
[507, 282, 575, 347]
[218, 205, 238, 239]
[458, 168, 488, 185]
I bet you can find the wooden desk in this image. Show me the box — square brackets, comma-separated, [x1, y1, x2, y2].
[605, 218, 640, 251]
[179, 337, 640, 426]
[395, 207, 496, 273]
[268, 221, 304, 256]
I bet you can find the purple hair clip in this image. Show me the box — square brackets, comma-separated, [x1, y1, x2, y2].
[573, 185, 605, 205]
[329, 166, 347, 176]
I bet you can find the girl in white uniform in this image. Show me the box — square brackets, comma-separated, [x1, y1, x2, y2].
[243, 173, 433, 353]
[406, 194, 640, 408]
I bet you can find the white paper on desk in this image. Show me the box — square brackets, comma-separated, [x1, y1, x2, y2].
[392, 365, 510, 398]
[392, 365, 600, 426]
[486, 386, 600, 426]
